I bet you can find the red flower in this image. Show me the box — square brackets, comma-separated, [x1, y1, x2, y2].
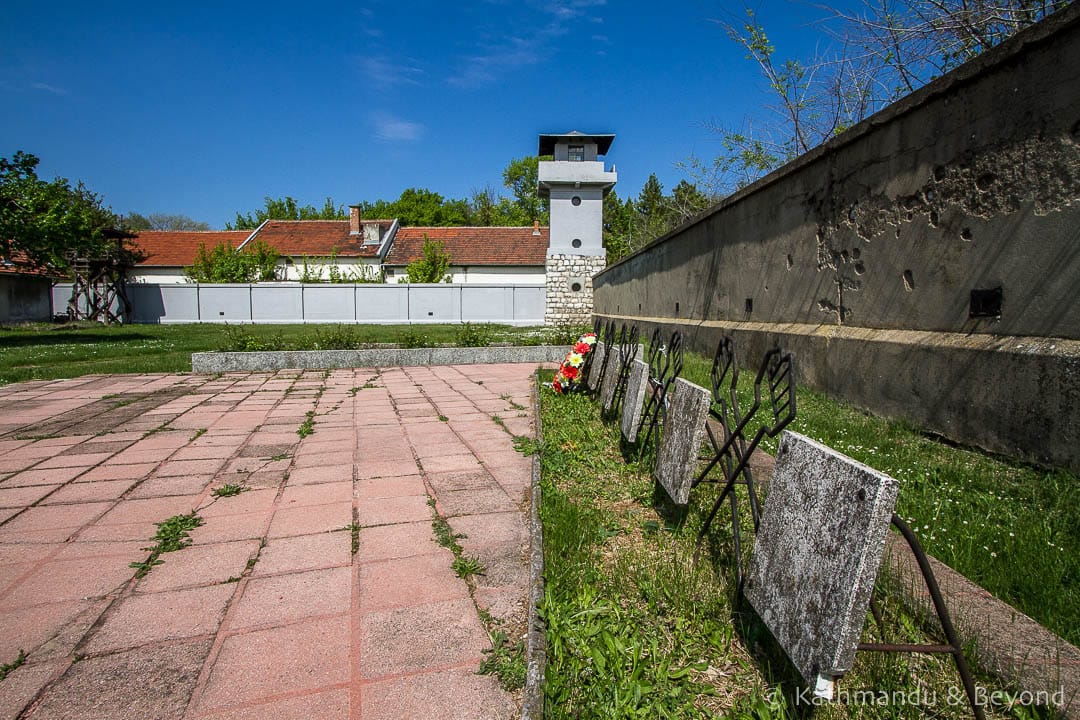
[574, 341, 591, 354]
[562, 365, 579, 381]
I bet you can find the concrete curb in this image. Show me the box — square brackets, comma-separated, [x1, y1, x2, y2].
[521, 372, 547, 720]
[191, 346, 570, 372]
[884, 540, 1080, 718]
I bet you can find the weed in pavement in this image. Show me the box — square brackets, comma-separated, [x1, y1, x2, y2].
[211, 483, 245, 498]
[512, 435, 540, 456]
[451, 555, 485, 579]
[297, 411, 316, 438]
[130, 512, 203, 578]
[479, 630, 526, 691]
[0, 650, 27, 681]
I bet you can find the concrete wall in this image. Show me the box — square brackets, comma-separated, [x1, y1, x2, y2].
[592, 6, 1080, 471]
[129, 268, 190, 284]
[0, 275, 52, 323]
[53, 282, 546, 325]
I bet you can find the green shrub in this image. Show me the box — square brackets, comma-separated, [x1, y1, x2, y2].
[400, 330, 430, 348]
[455, 322, 493, 347]
[185, 240, 280, 283]
[219, 324, 282, 352]
[404, 236, 452, 283]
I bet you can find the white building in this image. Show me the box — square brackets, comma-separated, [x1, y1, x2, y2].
[127, 230, 252, 284]
[382, 225, 548, 284]
[125, 208, 548, 286]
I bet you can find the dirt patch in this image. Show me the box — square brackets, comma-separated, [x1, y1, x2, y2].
[6, 389, 192, 439]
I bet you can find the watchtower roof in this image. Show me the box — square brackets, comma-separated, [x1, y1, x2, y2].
[538, 131, 614, 156]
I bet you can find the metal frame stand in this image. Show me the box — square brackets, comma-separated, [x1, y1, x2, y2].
[638, 330, 683, 455]
[692, 337, 796, 586]
[609, 323, 640, 415]
[858, 514, 986, 720]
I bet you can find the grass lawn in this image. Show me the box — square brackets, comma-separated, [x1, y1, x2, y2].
[0, 321, 576, 386]
[537, 377, 1049, 719]
[675, 349, 1079, 649]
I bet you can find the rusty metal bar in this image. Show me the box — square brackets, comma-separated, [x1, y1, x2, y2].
[882, 514, 986, 720]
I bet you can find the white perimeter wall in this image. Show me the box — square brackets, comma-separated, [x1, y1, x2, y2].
[54, 282, 546, 325]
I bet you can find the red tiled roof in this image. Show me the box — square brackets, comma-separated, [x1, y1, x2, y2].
[132, 231, 251, 267]
[0, 252, 54, 277]
[0, 265, 51, 278]
[385, 226, 549, 267]
[249, 220, 393, 258]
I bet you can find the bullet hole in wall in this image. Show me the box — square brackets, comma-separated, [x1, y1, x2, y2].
[970, 287, 1003, 318]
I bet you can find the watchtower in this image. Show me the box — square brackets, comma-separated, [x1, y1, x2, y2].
[538, 131, 617, 325]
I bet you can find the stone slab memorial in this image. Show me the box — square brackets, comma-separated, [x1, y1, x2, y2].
[653, 378, 711, 505]
[621, 358, 650, 442]
[599, 346, 623, 411]
[587, 341, 607, 392]
[744, 431, 899, 695]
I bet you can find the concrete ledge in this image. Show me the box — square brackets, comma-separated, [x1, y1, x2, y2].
[191, 346, 571, 372]
[597, 315, 1080, 473]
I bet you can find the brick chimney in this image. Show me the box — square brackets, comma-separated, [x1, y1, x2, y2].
[349, 205, 361, 235]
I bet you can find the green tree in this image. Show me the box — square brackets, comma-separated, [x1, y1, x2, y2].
[227, 196, 346, 230]
[467, 185, 533, 226]
[360, 188, 469, 227]
[502, 155, 550, 224]
[601, 178, 712, 262]
[602, 191, 634, 265]
[404, 236, 452, 283]
[702, 2, 1067, 195]
[125, 212, 211, 231]
[0, 151, 131, 271]
[632, 174, 673, 245]
[670, 180, 711, 225]
[184, 239, 280, 283]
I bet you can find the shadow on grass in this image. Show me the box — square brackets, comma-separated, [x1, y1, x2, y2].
[0, 330, 157, 349]
[733, 595, 817, 718]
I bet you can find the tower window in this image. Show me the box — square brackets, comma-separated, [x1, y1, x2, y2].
[571, 239, 582, 248]
[571, 196, 581, 206]
[568, 145, 585, 161]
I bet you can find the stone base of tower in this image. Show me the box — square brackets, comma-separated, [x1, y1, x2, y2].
[544, 253, 607, 326]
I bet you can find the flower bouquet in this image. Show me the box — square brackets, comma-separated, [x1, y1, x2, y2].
[551, 332, 597, 394]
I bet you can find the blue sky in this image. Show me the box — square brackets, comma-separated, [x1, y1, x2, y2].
[2, 1, 845, 229]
